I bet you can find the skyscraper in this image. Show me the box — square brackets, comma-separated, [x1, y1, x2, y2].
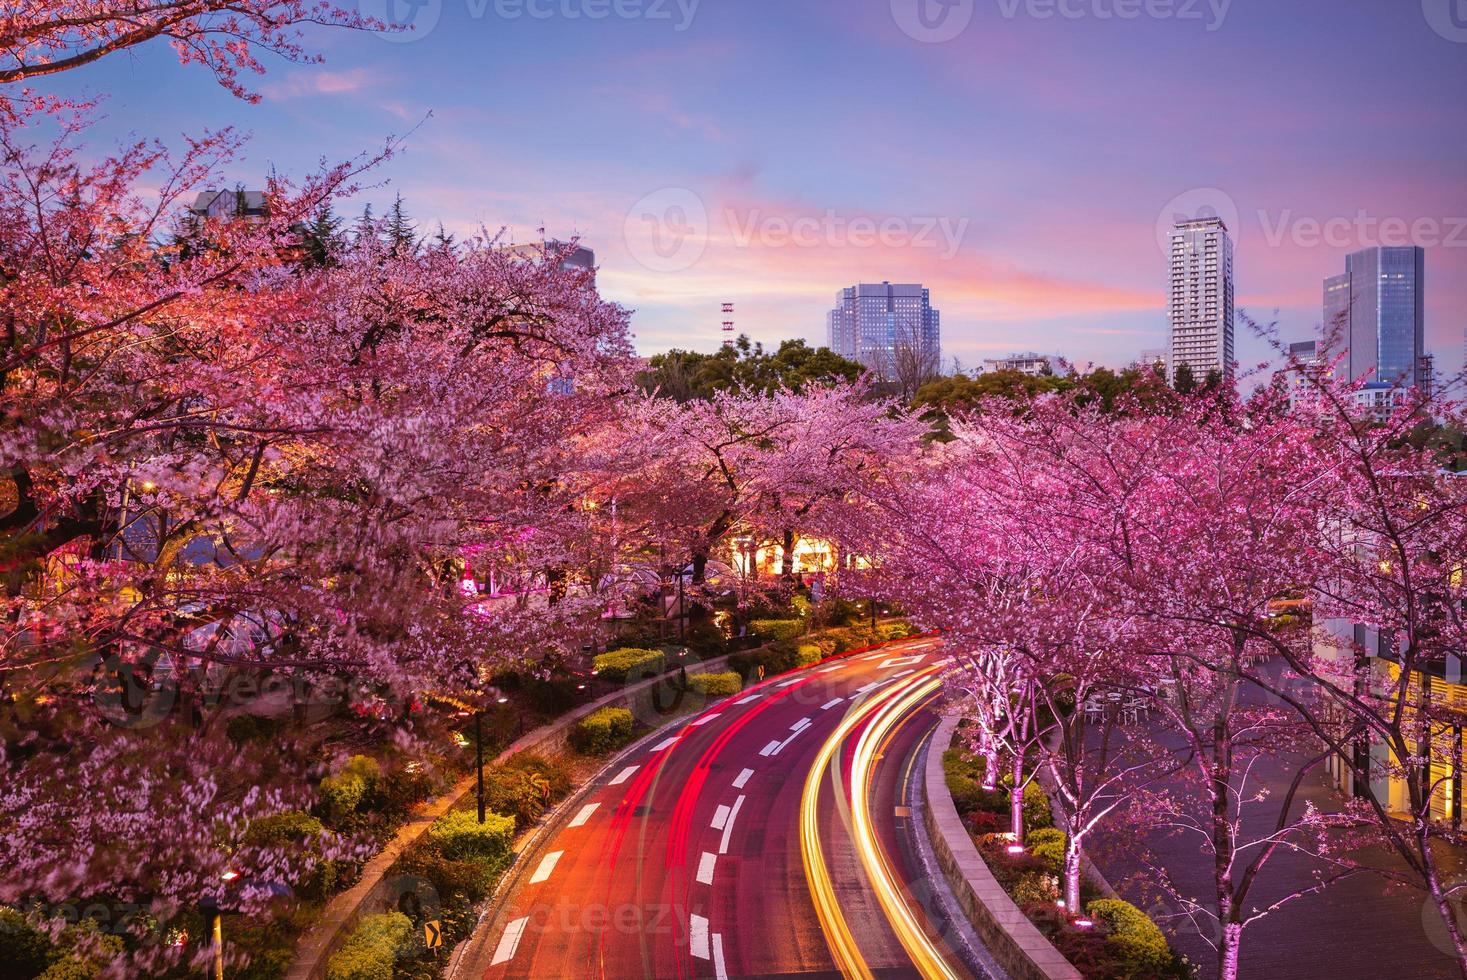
[827, 282, 941, 375]
[1323, 246, 1426, 388]
[1167, 216, 1235, 383]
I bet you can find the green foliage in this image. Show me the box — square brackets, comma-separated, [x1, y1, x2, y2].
[1023, 782, 1053, 832]
[325, 912, 413, 980]
[426, 809, 516, 863]
[1086, 899, 1172, 975]
[245, 810, 339, 899]
[504, 753, 573, 801]
[225, 713, 280, 745]
[482, 766, 552, 825]
[1028, 828, 1067, 875]
[795, 644, 824, 667]
[569, 707, 636, 756]
[319, 755, 382, 824]
[878, 621, 915, 641]
[750, 619, 804, 642]
[246, 809, 326, 847]
[0, 906, 54, 977]
[593, 648, 665, 683]
[1012, 872, 1060, 908]
[636, 336, 863, 402]
[687, 672, 742, 697]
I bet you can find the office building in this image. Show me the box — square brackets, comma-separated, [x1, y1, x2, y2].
[1323, 246, 1426, 389]
[827, 282, 941, 374]
[1167, 217, 1235, 383]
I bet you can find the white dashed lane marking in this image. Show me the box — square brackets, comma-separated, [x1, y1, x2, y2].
[568, 803, 600, 827]
[491, 916, 529, 965]
[696, 850, 717, 885]
[733, 767, 755, 788]
[530, 850, 563, 884]
[609, 766, 638, 785]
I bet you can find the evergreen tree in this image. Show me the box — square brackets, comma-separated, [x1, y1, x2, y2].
[430, 222, 456, 254]
[353, 203, 377, 249]
[301, 202, 344, 268]
[1173, 361, 1197, 395]
[385, 193, 417, 257]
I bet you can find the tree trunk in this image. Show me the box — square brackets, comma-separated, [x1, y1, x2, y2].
[1063, 836, 1083, 912]
[1011, 755, 1025, 843]
[781, 528, 796, 582]
[1423, 826, 1467, 979]
[1062, 839, 1085, 915]
[1219, 921, 1243, 980]
[982, 738, 999, 791]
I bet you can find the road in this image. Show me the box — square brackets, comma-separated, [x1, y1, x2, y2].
[452, 637, 997, 980]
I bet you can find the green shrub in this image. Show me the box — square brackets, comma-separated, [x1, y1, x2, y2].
[396, 846, 500, 902]
[1028, 829, 1066, 875]
[878, 621, 915, 641]
[1012, 872, 1059, 907]
[504, 753, 573, 801]
[593, 648, 665, 683]
[0, 906, 54, 977]
[569, 706, 636, 755]
[319, 755, 381, 824]
[225, 713, 279, 744]
[1023, 782, 1053, 832]
[750, 619, 804, 642]
[427, 809, 516, 863]
[246, 809, 326, 847]
[687, 672, 742, 697]
[325, 912, 413, 980]
[245, 810, 339, 899]
[483, 766, 553, 825]
[1086, 899, 1172, 975]
[795, 644, 823, 667]
[1027, 827, 1066, 848]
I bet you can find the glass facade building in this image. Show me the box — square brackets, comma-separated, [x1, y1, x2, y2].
[826, 282, 941, 372]
[1324, 246, 1426, 388]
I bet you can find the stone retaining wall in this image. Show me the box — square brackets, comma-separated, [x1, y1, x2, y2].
[921, 715, 1082, 980]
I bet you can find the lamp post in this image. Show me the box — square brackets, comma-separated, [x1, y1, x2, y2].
[201, 869, 238, 980]
[475, 709, 485, 824]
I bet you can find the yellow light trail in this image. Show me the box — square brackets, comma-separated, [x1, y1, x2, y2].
[850, 674, 960, 980]
[800, 666, 959, 980]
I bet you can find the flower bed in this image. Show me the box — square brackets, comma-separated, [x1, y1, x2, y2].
[944, 742, 1193, 980]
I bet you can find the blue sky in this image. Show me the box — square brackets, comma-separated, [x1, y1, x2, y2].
[45, 0, 1467, 373]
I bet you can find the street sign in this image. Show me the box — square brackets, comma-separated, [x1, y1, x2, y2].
[424, 919, 443, 949]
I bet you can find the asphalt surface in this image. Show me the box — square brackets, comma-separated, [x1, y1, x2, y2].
[452, 637, 994, 980]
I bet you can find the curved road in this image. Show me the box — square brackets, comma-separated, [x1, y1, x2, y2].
[452, 638, 999, 980]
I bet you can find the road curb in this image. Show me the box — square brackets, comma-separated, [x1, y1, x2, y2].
[921, 715, 1082, 980]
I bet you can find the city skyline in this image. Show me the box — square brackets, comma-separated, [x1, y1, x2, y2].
[35, 1, 1466, 374]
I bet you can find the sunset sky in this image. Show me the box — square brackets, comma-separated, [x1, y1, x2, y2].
[49, 0, 1467, 374]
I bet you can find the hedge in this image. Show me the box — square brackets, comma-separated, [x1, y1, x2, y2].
[1027, 828, 1066, 874]
[0, 907, 55, 977]
[325, 912, 414, 980]
[319, 755, 381, 824]
[749, 619, 804, 642]
[687, 672, 742, 697]
[796, 644, 824, 667]
[426, 809, 516, 863]
[1086, 899, 1172, 975]
[593, 647, 665, 683]
[569, 706, 635, 755]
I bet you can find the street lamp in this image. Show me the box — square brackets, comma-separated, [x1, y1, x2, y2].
[201, 869, 238, 980]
